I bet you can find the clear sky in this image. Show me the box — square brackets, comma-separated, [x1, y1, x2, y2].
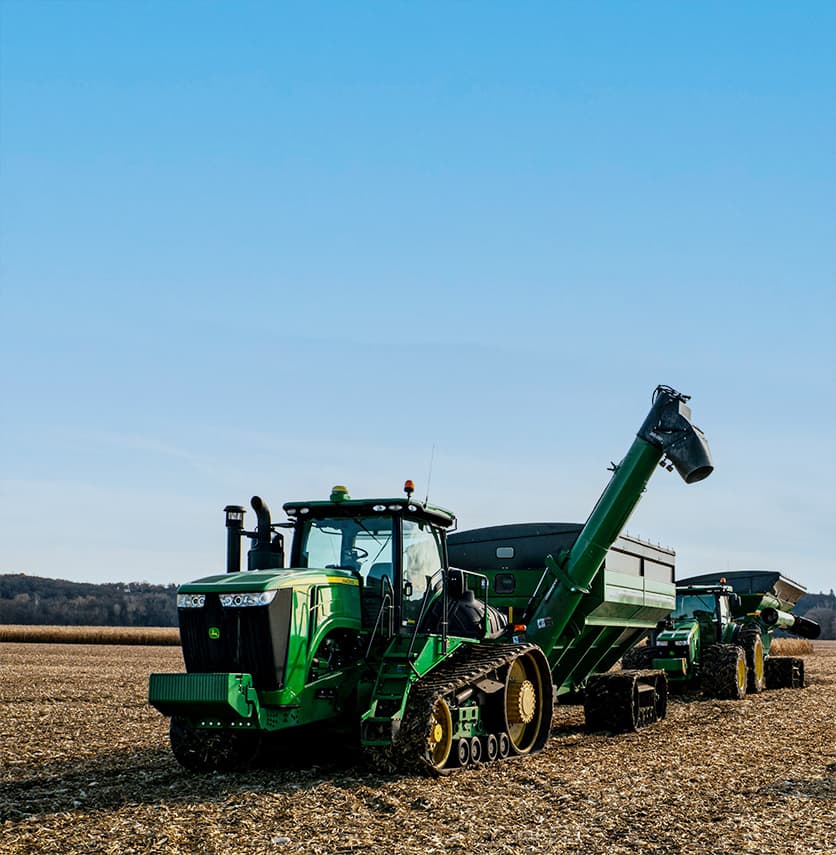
[1, 2, 834, 594]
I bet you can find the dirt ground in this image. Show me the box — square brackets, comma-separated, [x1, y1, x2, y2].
[1, 641, 833, 855]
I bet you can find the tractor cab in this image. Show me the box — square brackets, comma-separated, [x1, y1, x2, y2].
[670, 584, 736, 645]
[284, 483, 508, 642]
[285, 483, 455, 637]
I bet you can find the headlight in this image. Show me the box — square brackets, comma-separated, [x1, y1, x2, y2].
[220, 590, 278, 608]
[674, 639, 690, 646]
[177, 594, 206, 608]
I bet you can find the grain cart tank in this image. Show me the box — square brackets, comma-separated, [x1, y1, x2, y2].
[149, 385, 713, 774]
[622, 569, 820, 698]
[447, 527, 678, 729]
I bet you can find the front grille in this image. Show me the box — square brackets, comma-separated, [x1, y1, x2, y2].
[178, 588, 292, 690]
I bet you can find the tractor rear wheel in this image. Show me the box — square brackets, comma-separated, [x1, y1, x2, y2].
[701, 644, 747, 700]
[739, 628, 766, 693]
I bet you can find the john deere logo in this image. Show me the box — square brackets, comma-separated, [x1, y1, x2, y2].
[208, 626, 220, 640]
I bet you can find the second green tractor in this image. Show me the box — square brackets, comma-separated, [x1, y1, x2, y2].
[622, 570, 820, 699]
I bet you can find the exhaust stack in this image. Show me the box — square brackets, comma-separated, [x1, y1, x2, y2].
[223, 505, 246, 574]
[247, 495, 284, 571]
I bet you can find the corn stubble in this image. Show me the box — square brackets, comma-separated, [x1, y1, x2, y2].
[1, 641, 834, 855]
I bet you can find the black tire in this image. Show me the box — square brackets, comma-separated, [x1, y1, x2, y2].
[701, 644, 747, 700]
[170, 718, 262, 773]
[765, 656, 805, 689]
[621, 645, 663, 670]
[738, 627, 766, 694]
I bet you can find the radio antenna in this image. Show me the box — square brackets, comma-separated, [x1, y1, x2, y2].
[424, 442, 436, 504]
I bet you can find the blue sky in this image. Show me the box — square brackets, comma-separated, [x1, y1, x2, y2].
[1, 2, 834, 594]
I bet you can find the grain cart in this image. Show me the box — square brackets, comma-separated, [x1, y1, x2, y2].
[149, 385, 713, 774]
[447, 527, 680, 729]
[621, 570, 820, 699]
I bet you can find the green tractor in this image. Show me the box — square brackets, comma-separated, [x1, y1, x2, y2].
[622, 570, 820, 699]
[149, 385, 713, 774]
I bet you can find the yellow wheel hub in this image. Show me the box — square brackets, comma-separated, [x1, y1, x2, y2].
[754, 640, 764, 682]
[507, 679, 536, 724]
[736, 658, 746, 691]
[426, 698, 453, 769]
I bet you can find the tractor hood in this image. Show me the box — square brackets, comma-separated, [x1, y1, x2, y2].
[178, 567, 359, 594]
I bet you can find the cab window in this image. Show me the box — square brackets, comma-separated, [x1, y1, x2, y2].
[401, 519, 443, 627]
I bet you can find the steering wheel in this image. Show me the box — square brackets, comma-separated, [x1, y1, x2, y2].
[349, 546, 369, 560]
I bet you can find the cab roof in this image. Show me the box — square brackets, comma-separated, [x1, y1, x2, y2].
[282, 494, 457, 529]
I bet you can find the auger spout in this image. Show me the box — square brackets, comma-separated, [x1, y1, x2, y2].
[528, 385, 713, 656]
[637, 385, 713, 484]
[761, 607, 821, 640]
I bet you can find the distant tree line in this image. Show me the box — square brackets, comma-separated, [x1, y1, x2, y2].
[1, 572, 833, 636]
[0, 574, 178, 627]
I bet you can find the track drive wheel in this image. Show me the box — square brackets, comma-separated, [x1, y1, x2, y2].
[701, 644, 747, 700]
[169, 718, 262, 773]
[502, 648, 553, 755]
[739, 628, 766, 693]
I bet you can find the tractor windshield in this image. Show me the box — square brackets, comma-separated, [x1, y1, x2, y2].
[673, 593, 717, 620]
[299, 516, 394, 587]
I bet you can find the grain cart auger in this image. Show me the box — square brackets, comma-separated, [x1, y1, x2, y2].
[624, 570, 820, 699]
[149, 385, 713, 775]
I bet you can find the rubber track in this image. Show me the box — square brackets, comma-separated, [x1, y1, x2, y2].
[387, 641, 546, 775]
[764, 655, 804, 690]
[584, 670, 665, 732]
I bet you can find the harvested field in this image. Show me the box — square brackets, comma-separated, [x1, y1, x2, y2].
[1, 642, 834, 855]
[0, 625, 180, 645]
